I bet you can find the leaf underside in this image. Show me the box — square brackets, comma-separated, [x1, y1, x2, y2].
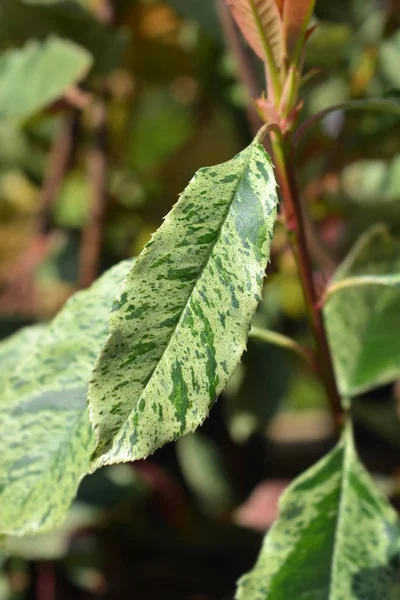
[226, 0, 284, 67]
[0, 260, 133, 537]
[236, 423, 400, 600]
[324, 224, 400, 397]
[0, 36, 92, 122]
[89, 140, 278, 468]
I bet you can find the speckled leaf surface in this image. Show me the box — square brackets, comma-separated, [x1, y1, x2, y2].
[89, 141, 278, 467]
[324, 225, 400, 398]
[0, 325, 45, 396]
[0, 260, 133, 537]
[236, 423, 400, 600]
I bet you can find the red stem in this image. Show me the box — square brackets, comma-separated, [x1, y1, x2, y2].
[271, 133, 344, 427]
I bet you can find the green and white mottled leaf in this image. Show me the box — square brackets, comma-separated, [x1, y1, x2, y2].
[0, 325, 46, 395]
[89, 140, 278, 467]
[324, 225, 400, 398]
[0, 37, 92, 122]
[236, 423, 400, 600]
[0, 259, 133, 537]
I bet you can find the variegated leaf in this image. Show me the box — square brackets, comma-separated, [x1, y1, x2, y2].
[226, 0, 284, 68]
[0, 325, 46, 396]
[89, 139, 278, 467]
[236, 423, 400, 599]
[324, 225, 400, 397]
[0, 259, 133, 537]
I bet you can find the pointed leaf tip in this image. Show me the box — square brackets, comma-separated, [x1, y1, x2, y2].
[89, 138, 278, 468]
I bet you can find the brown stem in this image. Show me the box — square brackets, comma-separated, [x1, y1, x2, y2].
[217, 0, 262, 136]
[36, 563, 55, 600]
[270, 133, 344, 427]
[0, 112, 80, 315]
[37, 110, 80, 234]
[78, 101, 108, 289]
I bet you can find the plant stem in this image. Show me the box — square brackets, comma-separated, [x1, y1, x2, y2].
[249, 326, 315, 367]
[270, 132, 344, 427]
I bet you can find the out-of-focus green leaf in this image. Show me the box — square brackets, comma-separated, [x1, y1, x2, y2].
[0, 259, 133, 537]
[0, 325, 45, 395]
[0, 38, 92, 122]
[341, 156, 400, 206]
[236, 423, 400, 600]
[53, 171, 91, 229]
[4, 503, 101, 560]
[325, 225, 400, 397]
[0, 0, 127, 74]
[380, 32, 400, 89]
[89, 139, 278, 468]
[166, 0, 222, 42]
[130, 90, 194, 172]
[225, 340, 290, 444]
[176, 432, 234, 515]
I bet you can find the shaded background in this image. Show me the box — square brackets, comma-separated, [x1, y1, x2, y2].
[1, 0, 400, 598]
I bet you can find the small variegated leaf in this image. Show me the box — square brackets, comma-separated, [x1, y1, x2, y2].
[0, 325, 46, 395]
[89, 139, 278, 467]
[226, 0, 284, 68]
[0, 260, 133, 537]
[236, 423, 400, 600]
[324, 225, 400, 397]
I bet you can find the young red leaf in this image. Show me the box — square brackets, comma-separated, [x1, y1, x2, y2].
[283, 0, 316, 60]
[226, 0, 284, 68]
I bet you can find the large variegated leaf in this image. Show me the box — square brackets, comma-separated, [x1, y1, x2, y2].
[282, 0, 316, 58]
[0, 325, 46, 395]
[0, 37, 92, 122]
[324, 225, 400, 398]
[226, 0, 284, 68]
[89, 140, 278, 467]
[0, 260, 133, 537]
[236, 423, 400, 599]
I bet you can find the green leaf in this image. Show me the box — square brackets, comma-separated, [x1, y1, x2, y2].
[0, 259, 133, 537]
[89, 139, 278, 467]
[341, 156, 400, 206]
[166, 0, 222, 42]
[0, 0, 127, 74]
[236, 423, 400, 600]
[0, 37, 92, 122]
[324, 225, 400, 397]
[176, 432, 235, 516]
[380, 31, 400, 89]
[0, 325, 46, 395]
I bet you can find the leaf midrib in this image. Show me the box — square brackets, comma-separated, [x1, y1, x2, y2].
[98, 143, 266, 456]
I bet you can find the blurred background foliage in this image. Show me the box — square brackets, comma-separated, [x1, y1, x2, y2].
[1, 0, 400, 598]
